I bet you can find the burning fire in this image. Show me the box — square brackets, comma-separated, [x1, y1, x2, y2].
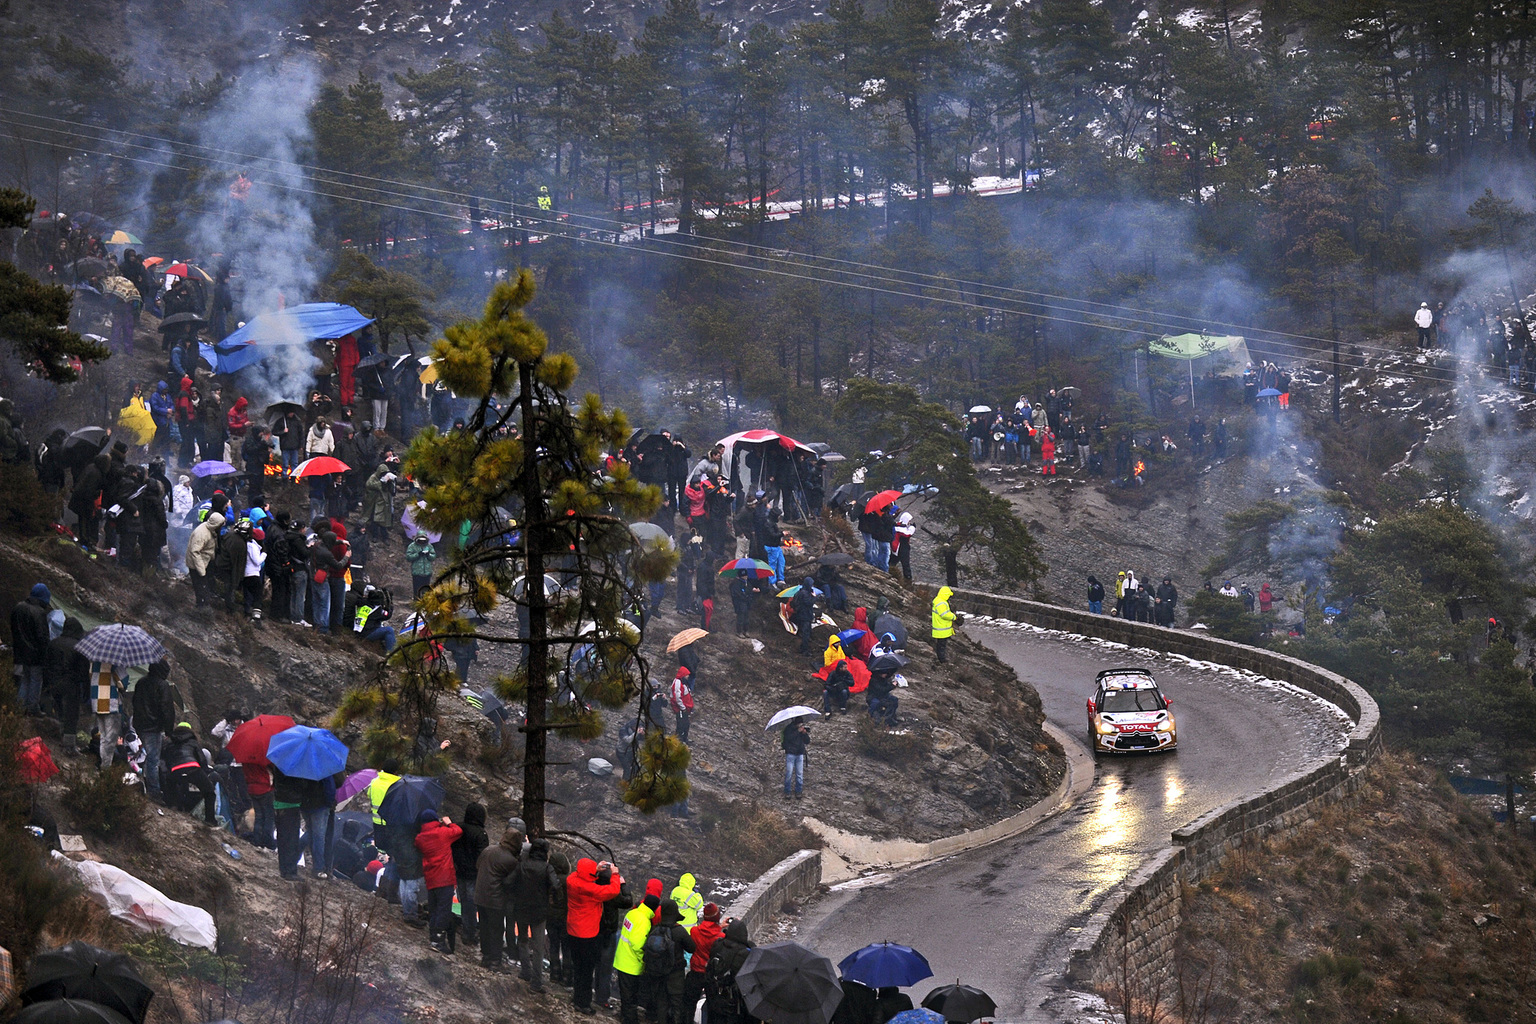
[1133, 460, 1145, 476]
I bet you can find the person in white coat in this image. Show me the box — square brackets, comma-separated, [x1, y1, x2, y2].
[1414, 302, 1435, 348]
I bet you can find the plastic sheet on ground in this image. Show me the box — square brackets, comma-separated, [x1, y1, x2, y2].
[51, 852, 217, 949]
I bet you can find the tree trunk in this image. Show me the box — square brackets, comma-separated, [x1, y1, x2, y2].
[519, 360, 549, 835]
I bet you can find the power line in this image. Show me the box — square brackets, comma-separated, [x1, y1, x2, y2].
[2, 117, 1507, 389]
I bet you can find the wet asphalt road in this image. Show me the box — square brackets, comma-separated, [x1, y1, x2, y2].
[798, 624, 1349, 1021]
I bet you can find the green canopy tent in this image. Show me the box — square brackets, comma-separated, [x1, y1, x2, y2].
[1149, 333, 1250, 411]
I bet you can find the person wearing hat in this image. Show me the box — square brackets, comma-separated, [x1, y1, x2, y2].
[1087, 574, 1105, 615]
[414, 808, 463, 956]
[668, 667, 694, 742]
[475, 818, 525, 971]
[133, 661, 178, 801]
[614, 889, 659, 1024]
[162, 720, 218, 825]
[1414, 301, 1435, 348]
[10, 582, 52, 714]
[683, 901, 724, 1020]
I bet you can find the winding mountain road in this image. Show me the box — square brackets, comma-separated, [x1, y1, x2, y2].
[797, 622, 1350, 1021]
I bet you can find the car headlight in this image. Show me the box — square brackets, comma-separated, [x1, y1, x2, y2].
[1156, 718, 1175, 733]
[1095, 720, 1118, 735]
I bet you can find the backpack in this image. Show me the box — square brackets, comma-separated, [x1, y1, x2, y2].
[643, 925, 677, 977]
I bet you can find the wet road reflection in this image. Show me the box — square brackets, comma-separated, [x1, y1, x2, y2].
[799, 625, 1348, 1021]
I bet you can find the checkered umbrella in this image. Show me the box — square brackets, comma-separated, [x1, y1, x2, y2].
[75, 625, 167, 667]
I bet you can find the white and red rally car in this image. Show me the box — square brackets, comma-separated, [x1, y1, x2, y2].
[1086, 668, 1177, 754]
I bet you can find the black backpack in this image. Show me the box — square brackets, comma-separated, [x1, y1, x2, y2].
[642, 925, 677, 977]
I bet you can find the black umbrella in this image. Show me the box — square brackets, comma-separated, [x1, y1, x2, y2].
[737, 942, 844, 1024]
[817, 552, 855, 567]
[355, 351, 390, 369]
[265, 401, 304, 421]
[15, 1000, 135, 1024]
[828, 483, 861, 507]
[156, 313, 207, 332]
[22, 940, 155, 1024]
[67, 257, 111, 278]
[921, 983, 997, 1023]
[869, 652, 909, 672]
[377, 774, 445, 829]
[63, 427, 110, 452]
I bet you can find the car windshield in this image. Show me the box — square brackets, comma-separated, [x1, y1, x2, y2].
[1100, 688, 1164, 713]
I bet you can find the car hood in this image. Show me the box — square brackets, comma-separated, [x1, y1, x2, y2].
[1100, 711, 1168, 726]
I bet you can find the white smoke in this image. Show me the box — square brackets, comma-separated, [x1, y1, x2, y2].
[189, 58, 325, 409]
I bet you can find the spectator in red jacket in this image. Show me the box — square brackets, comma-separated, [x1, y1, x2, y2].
[241, 762, 275, 850]
[414, 809, 464, 956]
[566, 857, 624, 1014]
[684, 902, 725, 1018]
[849, 608, 877, 661]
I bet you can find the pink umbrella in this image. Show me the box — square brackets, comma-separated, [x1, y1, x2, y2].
[335, 768, 378, 804]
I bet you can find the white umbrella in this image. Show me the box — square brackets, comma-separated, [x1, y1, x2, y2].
[765, 706, 823, 731]
[967, 405, 992, 415]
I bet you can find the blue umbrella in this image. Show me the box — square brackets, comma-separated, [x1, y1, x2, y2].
[190, 460, 237, 477]
[887, 1011, 945, 1024]
[1257, 388, 1282, 397]
[265, 725, 349, 781]
[835, 629, 867, 649]
[838, 942, 934, 989]
[377, 775, 445, 829]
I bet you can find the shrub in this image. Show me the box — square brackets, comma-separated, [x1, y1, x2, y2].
[60, 766, 146, 843]
[0, 706, 73, 964]
[0, 461, 59, 536]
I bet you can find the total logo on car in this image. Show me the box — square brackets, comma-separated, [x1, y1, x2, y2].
[1086, 668, 1177, 755]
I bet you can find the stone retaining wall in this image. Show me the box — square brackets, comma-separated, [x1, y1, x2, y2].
[724, 849, 822, 938]
[936, 588, 1382, 1006]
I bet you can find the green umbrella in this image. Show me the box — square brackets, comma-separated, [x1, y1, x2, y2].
[1149, 333, 1244, 411]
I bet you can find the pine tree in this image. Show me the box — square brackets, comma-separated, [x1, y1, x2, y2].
[0, 190, 108, 383]
[333, 271, 685, 835]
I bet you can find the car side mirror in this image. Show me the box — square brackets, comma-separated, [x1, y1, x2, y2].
[1163, 698, 1172, 708]
[1087, 699, 1097, 713]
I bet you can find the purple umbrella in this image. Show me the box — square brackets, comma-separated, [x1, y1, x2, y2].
[401, 503, 442, 543]
[335, 769, 378, 804]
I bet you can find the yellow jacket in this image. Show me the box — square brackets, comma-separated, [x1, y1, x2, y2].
[823, 637, 846, 668]
[671, 873, 704, 928]
[117, 396, 156, 446]
[367, 771, 401, 825]
[932, 586, 956, 638]
[614, 903, 653, 976]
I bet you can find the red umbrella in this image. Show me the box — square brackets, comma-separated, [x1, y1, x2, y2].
[864, 490, 902, 514]
[226, 714, 297, 766]
[291, 456, 351, 477]
[163, 262, 190, 277]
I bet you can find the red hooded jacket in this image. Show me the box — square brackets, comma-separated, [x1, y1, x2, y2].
[565, 857, 623, 938]
[689, 919, 725, 972]
[414, 819, 464, 889]
[227, 396, 250, 437]
[850, 608, 877, 660]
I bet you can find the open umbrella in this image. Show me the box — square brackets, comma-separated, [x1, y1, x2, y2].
[720, 558, 774, 578]
[67, 257, 111, 279]
[1257, 387, 1282, 397]
[737, 942, 844, 1024]
[335, 768, 378, 804]
[766, 706, 823, 731]
[401, 503, 443, 543]
[865, 490, 902, 515]
[22, 941, 155, 1024]
[1057, 385, 1081, 397]
[15, 1000, 135, 1024]
[828, 482, 862, 508]
[967, 405, 992, 415]
[265, 401, 304, 420]
[156, 313, 206, 332]
[356, 351, 391, 369]
[512, 574, 563, 601]
[182, 265, 214, 283]
[869, 652, 909, 672]
[887, 1011, 945, 1024]
[667, 627, 709, 653]
[265, 725, 349, 781]
[629, 522, 674, 550]
[190, 460, 237, 477]
[378, 775, 446, 828]
[835, 628, 867, 649]
[292, 456, 351, 477]
[75, 625, 166, 667]
[225, 714, 297, 766]
[776, 584, 824, 599]
[104, 230, 142, 246]
[141, 256, 164, 269]
[816, 552, 855, 567]
[467, 688, 510, 725]
[163, 262, 190, 278]
[921, 983, 997, 1023]
[63, 427, 110, 453]
[838, 942, 934, 990]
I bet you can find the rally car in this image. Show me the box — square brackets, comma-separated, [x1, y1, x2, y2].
[1086, 668, 1177, 754]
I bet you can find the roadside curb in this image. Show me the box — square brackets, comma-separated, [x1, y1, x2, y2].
[804, 717, 1093, 882]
